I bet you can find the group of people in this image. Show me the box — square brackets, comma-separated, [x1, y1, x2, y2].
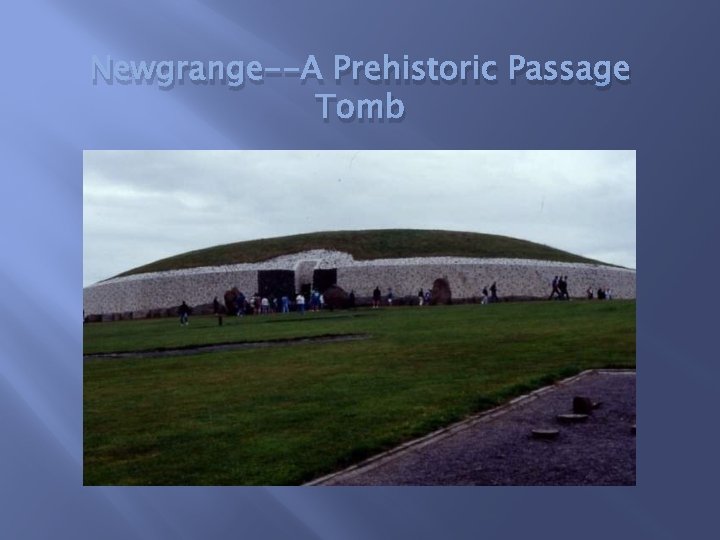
[550, 275, 614, 301]
[382, 282, 501, 306]
[213, 290, 326, 318]
[480, 282, 499, 304]
[372, 286, 394, 308]
[178, 275, 614, 324]
[417, 288, 431, 306]
[586, 286, 612, 300]
[182, 285, 391, 325]
[549, 276, 571, 300]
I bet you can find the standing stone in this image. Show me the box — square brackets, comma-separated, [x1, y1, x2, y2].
[323, 285, 349, 310]
[224, 287, 241, 313]
[430, 278, 452, 305]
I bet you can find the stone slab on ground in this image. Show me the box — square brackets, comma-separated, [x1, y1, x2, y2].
[311, 369, 635, 486]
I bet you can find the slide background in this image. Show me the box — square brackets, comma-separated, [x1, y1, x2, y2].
[2, 1, 717, 538]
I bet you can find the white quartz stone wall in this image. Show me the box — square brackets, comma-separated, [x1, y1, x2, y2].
[83, 251, 636, 315]
[337, 262, 635, 299]
[84, 269, 258, 315]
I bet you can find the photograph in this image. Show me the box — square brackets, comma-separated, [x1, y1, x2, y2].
[83, 150, 636, 486]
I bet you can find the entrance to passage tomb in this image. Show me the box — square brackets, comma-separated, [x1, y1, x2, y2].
[312, 269, 337, 293]
[294, 260, 319, 293]
[258, 270, 295, 299]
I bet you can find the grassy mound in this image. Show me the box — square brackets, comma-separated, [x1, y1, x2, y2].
[117, 229, 607, 277]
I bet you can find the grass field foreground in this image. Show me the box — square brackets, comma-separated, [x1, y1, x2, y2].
[84, 301, 635, 485]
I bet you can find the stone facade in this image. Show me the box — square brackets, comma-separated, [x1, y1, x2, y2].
[337, 260, 635, 300]
[83, 250, 636, 316]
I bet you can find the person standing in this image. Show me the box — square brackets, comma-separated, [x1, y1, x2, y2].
[558, 276, 567, 300]
[348, 290, 356, 309]
[235, 292, 245, 316]
[213, 296, 223, 326]
[549, 276, 560, 300]
[178, 301, 191, 325]
[372, 286, 381, 308]
[490, 282, 498, 303]
[561, 276, 570, 300]
[296, 292, 306, 314]
[312, 289, 321, 312]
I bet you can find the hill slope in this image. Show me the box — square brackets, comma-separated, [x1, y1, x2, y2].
[117, 229, 608, 277]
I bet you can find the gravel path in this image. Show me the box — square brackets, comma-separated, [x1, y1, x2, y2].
[312, 370, 635, 486]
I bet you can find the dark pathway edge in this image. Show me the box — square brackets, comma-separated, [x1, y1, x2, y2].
[84, 333, 371, 360]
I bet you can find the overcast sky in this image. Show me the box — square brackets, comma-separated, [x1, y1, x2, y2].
[83, 150, 635, 286]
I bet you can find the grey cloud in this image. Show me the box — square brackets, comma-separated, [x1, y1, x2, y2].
[83, 150, 635, 286]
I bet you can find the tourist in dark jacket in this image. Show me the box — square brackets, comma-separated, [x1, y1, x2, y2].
[178, 301, 191, 325]
[372, 286, 381, 308]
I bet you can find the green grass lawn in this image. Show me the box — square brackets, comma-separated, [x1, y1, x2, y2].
[84, 300, 635, 485]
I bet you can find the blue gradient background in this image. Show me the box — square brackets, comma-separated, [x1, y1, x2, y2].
[2, 0, 716, 538]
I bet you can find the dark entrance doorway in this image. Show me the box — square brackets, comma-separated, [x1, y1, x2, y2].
[258, 270, 295, 299]
[313, 268, 337, 293]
